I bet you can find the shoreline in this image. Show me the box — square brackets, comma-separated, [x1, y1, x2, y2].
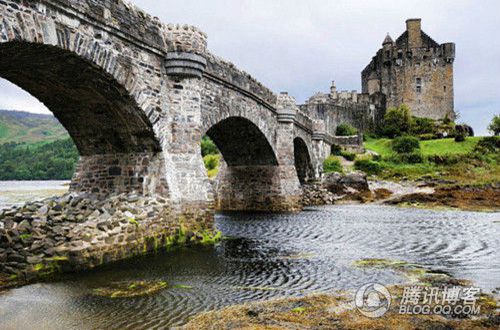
[181, 260, 500, 329]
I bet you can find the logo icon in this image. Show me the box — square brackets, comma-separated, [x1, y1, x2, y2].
[355, 282, 392, 318]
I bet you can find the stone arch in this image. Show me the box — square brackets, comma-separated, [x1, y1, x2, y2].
[206, 117, 278, 166]
[200, 79, 279, 160]
[0, 41, 159, 155]
[293, 137, 314, 184]
[204, 115, 286, 212]
[0, 40, 166, 196]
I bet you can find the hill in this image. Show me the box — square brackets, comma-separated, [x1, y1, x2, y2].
[0, 110, 77, 180]
[0, 110, 69, 144]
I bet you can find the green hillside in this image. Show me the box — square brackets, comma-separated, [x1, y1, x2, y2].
[0, 110, 77, 180]
[0, 110, 69, 144]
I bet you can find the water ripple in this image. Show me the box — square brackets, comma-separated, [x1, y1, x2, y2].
[0, 205, 498, 329]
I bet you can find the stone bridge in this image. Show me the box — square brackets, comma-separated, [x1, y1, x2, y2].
[0, 0, 337, 216]
[0, 1, 343, 279]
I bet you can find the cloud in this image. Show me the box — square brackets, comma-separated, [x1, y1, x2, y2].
[0, 0, 498, 135]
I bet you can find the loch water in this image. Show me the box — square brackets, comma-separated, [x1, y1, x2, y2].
[0, 201, 498, 329]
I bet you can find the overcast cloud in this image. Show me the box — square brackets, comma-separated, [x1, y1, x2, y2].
[0, 0, 498, 135]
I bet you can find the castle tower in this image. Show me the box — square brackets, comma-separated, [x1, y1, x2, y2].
[361, 19, 455, 120]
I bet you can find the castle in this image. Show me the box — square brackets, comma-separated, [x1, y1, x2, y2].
[303, 18, 456, 133]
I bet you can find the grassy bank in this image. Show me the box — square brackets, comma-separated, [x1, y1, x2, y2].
[363, 136, 499, 185]
[365, 137, 482, 158]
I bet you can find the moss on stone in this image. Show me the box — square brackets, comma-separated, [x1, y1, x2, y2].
[92, 280, 168, 298]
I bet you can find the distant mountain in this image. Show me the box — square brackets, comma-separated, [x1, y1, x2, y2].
[0, 110, 69, 145]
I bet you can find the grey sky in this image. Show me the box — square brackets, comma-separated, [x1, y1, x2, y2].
[0, 0, 498, 135]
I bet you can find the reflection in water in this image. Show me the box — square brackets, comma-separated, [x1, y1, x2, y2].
[0, 205, 498, 329]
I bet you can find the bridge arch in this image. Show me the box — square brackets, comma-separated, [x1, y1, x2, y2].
[206, 117, 278, 167]
[0, 41, 166, 197]
[293, 137, 314, 184]
[0, 41, 160, 155]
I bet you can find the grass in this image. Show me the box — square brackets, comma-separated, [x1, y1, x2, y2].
[365, 136, 482, 157]
[363, 136, 499, 184]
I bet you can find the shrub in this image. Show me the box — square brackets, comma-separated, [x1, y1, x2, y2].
[323, 156, 343, 173]
[474, 136, 500, 153]
[443, 114, 452, 125]
[331, 144, 342, 156]
[201, 136, 219, 156]
[427, 154, 461, 165]
[336, 123, 358, 136]
[398, 152, 424, 164]
[380, 104, 413, 138]
[392, 136, 420, 154]
[412, 117, 436, 135]
[454, 133, 466, 142]
[488, 114, 500, 136]
[354, 159, 383, 175]
[340, 151, 356, 161]
[203, 154, 220, 171]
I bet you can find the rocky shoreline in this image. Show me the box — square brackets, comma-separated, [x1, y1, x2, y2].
[181, 259, 500, 329]
[303, 172, 500, 212]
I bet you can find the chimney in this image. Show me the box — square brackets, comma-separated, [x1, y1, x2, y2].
[406, 18, 422, 49]
[329, 81, 337, 99]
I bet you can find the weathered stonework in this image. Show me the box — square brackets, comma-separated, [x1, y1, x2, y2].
[70, 153, 168, 197]
[362, 19, 455, 120]
[301, 18, 455, 143]
[0, 0, 371, 278]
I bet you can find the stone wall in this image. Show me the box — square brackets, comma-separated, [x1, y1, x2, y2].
[0, 192, 214, 284]
[215, 165, 301, 212]
[70, 153, 168, 197]
[331, 135, 365, 153]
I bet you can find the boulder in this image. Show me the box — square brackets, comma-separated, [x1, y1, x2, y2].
[322, 172, 343, 194]
[339, 172, 369, 192]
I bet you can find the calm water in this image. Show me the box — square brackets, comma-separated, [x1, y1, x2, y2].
[0, 200, 499, 329]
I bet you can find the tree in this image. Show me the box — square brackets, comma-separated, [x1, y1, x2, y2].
[201, 135, 219, 156]
[392, 136, 420, 154]
[380, 104, 413, 138]
[488, 114, 500, 136]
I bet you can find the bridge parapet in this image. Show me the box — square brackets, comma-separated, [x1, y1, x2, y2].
[41, 0, 167, 50]
[205, 53, 277, 107]
[295, 110, 313, 132]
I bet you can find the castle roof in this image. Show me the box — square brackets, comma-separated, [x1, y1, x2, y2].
[382, 33, 394, 45]
[368, 71, 379, 80]
[395, 30, 440, 49]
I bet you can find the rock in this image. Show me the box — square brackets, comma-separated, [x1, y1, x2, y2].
[7, 253, 25, 263]
[339, 172, 369, 192]
[26, 255, 43, 264]
[17, 219, 31, 232]
[322, 172, 344, 194]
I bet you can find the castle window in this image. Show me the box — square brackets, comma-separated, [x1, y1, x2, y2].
[416, 78, 422, 93]
[444, 86, 447, 92]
